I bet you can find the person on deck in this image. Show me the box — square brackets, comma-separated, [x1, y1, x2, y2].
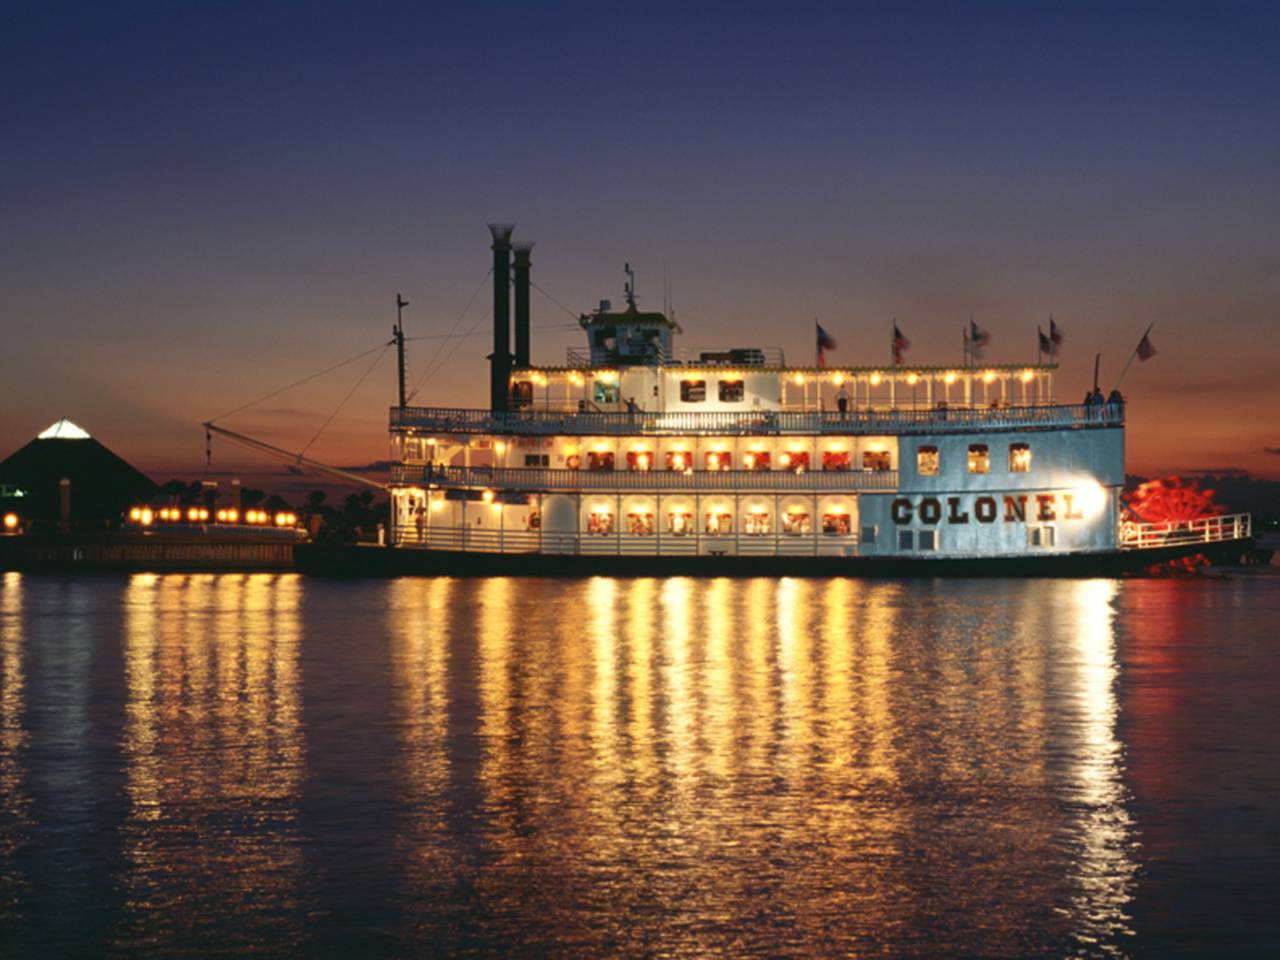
[836, 384, 850, 416]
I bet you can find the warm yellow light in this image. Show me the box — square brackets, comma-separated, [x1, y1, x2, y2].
[867, 441, 885, 452]
[710, 502, 728, 514]
[569, 372, 584, 386]
[1021, 369, 1035, 383]
[792, 373, 805, 385]
[907, 373, 919, 385]
[140, 508, 153, 526]
[187, 508, 200, 522]
[129, 507, 142, 521]
[982, 371, 996, 384]
[832, 373, 845, 386]
[3, 513, 18, 530]
[429, 499, 443, 512]
[786, 505, 804, 514]
[481, 489, 495, 503]
[944, 372, 957, 385]
[712, 442, 727, 452]
[226, 509, 238, 523]
[870, 373, 881, 386]
[788, 442, 806, 453]
[216, 509, 226, 522]
[598, 370, 618, 383]
[490, 503, 502, 514]
[1073, 481, 1110, 517]
[590, 502, 611, 514]
[747, 504, 767, 514]
[779, 452, 791, 466]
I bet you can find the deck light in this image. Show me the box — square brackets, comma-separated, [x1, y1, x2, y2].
[1021, 369, 1035, 383]
[983, 371, 996, 384]
[1073, 481, 1109, 517]
[792, 373, 805, 385]
[129, 507, 142, 521]
[907, 373, 919, 385]
[870, 373, 882, 386]
[140, 508, 153, 526]
[832, 373, 845, 386]
[481, 489, 495, 503]
[495, 441, 506, 454]
[226, 509, 238, 523]
[429, 500, 443, 513]
[944, 372, 957, 385]
[3, 513, 17, 530]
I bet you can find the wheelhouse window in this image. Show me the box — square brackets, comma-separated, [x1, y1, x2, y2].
[705, 450, 732, 471]
[779, 451, 810, 472]
[667, 511, 694, 536]
[967, 444, 990, 474]
[917, 445, 939, 476]
[680, 380, 706, 402]
[627, 512, 654, 535]
[665, 450, 693, 471]
[1009, 442, 1032, 473]
[782, 511, 812, 535]
[587, 510, 614, 535]
[822, 451, 851, 472]
[743, 450, 771, 471]
[705, 511, 733, 535]
[626, 450, 653, 471]
[718, 379, 745, 402]
[587, 451, 614, 471]
[744, 510, 771, 535]
[822, 513, 852, 535]
[862, 450, 891, 471]
[593, 381, 619, 404]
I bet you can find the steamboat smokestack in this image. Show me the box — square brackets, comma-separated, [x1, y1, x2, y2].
[512, 241, 534, 369]
[488, 223, 515, 413]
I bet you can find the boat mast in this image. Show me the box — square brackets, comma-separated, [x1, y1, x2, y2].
[394, 293, 408, 408]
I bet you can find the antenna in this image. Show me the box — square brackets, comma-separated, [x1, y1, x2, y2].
[624, 262, 636, 308]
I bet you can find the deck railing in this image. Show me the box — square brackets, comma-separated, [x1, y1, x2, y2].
[390, 464, 899, 492]
[391, 402, 1123, 437]
[1120, 513, 1252, 551]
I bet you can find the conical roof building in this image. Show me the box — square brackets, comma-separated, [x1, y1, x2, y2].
[0, 419, 156, 528]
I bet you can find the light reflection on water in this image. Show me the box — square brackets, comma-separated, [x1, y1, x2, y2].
[3, 572, 1277, 956]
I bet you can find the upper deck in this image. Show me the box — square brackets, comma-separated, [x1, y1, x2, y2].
[391, 399, 1123, 437]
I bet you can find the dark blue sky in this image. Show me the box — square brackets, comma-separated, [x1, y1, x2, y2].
[3, 2, 1278, 477]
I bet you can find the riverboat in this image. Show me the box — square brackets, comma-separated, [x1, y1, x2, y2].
[371, 225, 1251, 575]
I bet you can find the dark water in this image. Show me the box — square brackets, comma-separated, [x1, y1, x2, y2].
[1, 570, 1277, 958]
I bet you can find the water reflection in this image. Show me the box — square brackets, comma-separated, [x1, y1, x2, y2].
[115, 573, 305, 955]
[0, 573, 31, 924]
[388, 576, 1138, 956]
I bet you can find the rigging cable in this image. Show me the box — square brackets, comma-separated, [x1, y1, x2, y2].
[207, 340, 392, 424]
[406, 267, 492, 402]
[531, 281, 585, 322]
[297, 342, 392, 458]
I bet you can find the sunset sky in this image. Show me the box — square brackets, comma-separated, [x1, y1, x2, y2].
[3, 2, 1278, 484]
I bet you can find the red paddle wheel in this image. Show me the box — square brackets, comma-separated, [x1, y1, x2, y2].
[1123, 476, 1226, 572]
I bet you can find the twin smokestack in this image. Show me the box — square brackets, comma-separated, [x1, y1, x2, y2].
[488, 223, 533, 413]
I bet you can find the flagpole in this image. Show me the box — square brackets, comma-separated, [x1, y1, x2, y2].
[1110, 322, 1154, 394]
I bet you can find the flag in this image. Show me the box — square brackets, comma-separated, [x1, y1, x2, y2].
[892, 322, 910, 366]
[816, 322, 837, 367]
[1038, 327, 1052, 355]
[969, 319, 991, 349]
[1049, 318, 1063, 348]
[1136, 331, 1156, 361]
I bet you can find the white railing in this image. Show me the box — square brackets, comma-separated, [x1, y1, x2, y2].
[390, 402, 1123, 437]
[1120, 513, 1251, 550]
[391, 464, 899, 492]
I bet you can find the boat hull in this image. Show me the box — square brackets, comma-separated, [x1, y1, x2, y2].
[295, 537, 1256, 578]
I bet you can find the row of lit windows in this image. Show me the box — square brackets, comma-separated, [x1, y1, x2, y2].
[585, 510, 854, 536]
[916, 442, 1031, 476]
[558, 449, 893, 472]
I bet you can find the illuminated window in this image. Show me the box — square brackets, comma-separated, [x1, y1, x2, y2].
[917, 445, 939, 476]
[782, 511, 812, 535]
[667, 511, 694, 535]
[967, 444, 989, 474]
[822, 513, 852, 535]
[627, 512, 654, 535]
[718, 379, 745, 402]
[593, 381, 619, 404]
[1009, 442, 1031, 473]
[705, 511, 733, 535]
[822, 451, 851, 472]
[587, 511, 614, 535]
[705, 450, 732, 471]
[779, 451, 810, 472]
[744, 511, 771, 535]
[680, 380, 706, 402]
[743, 451, 771, 471]
[587, 451, 614, 471]
[626, 450, 653, 471]
[918, 529, 937, 551]
[862, 450, 891, 471]
[665, 450, 692, 471]
[565, 454, 581, 470]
